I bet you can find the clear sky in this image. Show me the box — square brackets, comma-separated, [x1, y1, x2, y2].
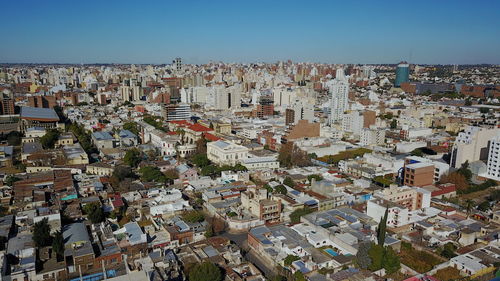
[1, 0, 499, 65]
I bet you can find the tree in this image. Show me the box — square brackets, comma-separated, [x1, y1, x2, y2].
[377, 208, 388, 246]
[278, 143, 311, 168]
[201, 165, 217, 176]
[182, 210, 205, 223]
[382, 246, 401, 274]
[293, 271, 306, 281]
[457, 161, 472, 182]
[283, 177, 295, 187]
[83, 203, 105, 224]
[6, 131, 22, 146]
[123, 148, 142, 167]
[274, 185, 287, 195]
[284, 254, 300, 266]
[164, 168, 179, 184]
[290, 207, 314, 224]
[440, 172, 469, 191]
[278, 143, 294, 168]
[113, 165, 135, 181]
[192, 154, 210, 167]
[440, 242, 457, 259]
[123, 122, 140, 136]
[356, 241, 372, 269]
[188, 261, 222, 281]
[307, 174, 323, 182]
[139, 166, 166, 183]
[367, 243, 384, 271]
[263, 184, 273, 194]
[464, 199, 475, 218]
[479, 107, 490, 114]
[33, 218, 52, 247]
[477, 201, 490, 212]
[410, 148, 424, 157]
[52, 230, 64, 260]
[390, 119, 397, 129]
[40, 129, 60, 149]
[195, 138, 207, 155]
[4, 175, 20, 186]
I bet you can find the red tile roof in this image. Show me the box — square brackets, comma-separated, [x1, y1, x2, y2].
[203, 132, 220, 141]
[188, 123, 212, 132]
[169, 120, 192, 127]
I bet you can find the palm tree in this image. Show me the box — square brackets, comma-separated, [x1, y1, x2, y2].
[464, 199, 474, 218]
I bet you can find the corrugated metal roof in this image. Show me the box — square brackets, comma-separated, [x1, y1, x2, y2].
[20, 106, 59, 121]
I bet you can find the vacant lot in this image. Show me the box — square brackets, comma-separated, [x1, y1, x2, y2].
[399, 242, 445, 273]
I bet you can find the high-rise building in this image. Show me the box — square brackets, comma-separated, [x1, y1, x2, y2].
[173, 57, 182, 72]
[163, 103, 191, 121]
[328, 69, 349, 124]
[394, 61, 410, 87]
[450, 126, 500, 169]
[485, 132, 500, 180]
[285, 101, 314, 125]
[252, 96, 274, 118]
[0, 92, 15, 115]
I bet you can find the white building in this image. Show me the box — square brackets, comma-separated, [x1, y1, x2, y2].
[450, 126, 499, 168]
[342, 111, 364, 136]
[360, 128, 386, 146]
[327, 69, 349, 124]
[367, 198, 409, 228]
[288, 100, 314, 124]
[485, 132, 500, 180]
[241, 156, 280, 170]
[207, 140, 249, 166]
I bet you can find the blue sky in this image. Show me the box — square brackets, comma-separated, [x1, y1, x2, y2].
[1, 0, 499, 64]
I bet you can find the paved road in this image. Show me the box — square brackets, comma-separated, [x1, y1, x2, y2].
[221, 231, 276, 278]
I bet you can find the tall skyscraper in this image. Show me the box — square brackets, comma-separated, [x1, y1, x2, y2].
[394, 61, 410, 87]
[328, 69, 349, 124]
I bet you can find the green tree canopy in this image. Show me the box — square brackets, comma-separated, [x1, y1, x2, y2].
[274, 185, 288, 195]
[139, 166, 167, 183]
[83, 202, 105, 224]
[377, 208, 388, 246]
[124, 148, 142, 167]
[33, 218, 52, 247]
[356, 241, 372, 269]
[290, 207, 314, 224]
[123, 122, 140, 136]
[188, 261, 222, 281]
[4, 175, 21, 186]
[390, 119, 398, 129]
[113, 165, 135, 181]
[40, 129, 60, 149]
[52, 230, 64, 259]
[382, 246, 401, 274]
[192, 154, 210, 167]
[284, 254, 300, 266]
[283, 176, 295, 187]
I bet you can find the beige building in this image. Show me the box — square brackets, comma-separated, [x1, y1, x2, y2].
[241, 187, 281, 224]
[450, 126, 499, 169]
[207, 140, 249, 166]
[86, 162, 114, 176]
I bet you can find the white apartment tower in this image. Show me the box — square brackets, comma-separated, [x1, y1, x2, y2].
[450, 126, 500, 168]
[486, 132, 500, 180]
[328, 69, 349, 124]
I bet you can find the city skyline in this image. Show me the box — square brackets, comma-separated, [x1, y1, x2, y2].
[1, 0, 499, 65]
